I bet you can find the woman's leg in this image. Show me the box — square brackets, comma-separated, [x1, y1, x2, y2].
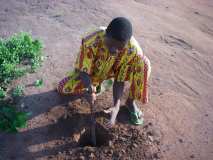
[126, 58, 151, 124]
[126, 98, 140, 113]
[113, 81, 125, 106]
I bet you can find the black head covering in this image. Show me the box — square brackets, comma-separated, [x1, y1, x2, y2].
[106, 17, 133, 42]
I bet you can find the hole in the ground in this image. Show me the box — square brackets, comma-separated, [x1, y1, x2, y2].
[78, 123, 113, 147]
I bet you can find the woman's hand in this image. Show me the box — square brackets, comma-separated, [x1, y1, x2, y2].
[104, 99, 121, 128]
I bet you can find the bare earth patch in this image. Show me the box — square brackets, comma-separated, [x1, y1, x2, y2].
[0, 0, 213, 160]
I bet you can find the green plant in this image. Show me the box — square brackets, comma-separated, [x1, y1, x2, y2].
[34, 79, 44, 88]
[0, 32, 43, 92]
[0, 103, 28, 133]
[12, 85, 24, 97]
[0, 32, 43, 133]
[0, 87, 6, 99]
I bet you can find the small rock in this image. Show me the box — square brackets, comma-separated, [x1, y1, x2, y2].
[56, 141, 62, 145]
[73, 133, 80, 142]
[108, 140, 113, 147]
[89, 153, 95, 159]
[148, 135, 154, 142]
[119, 137, 127, 142]
[80, 128, 86, 134]
[147, 131, 153, 136]
[114, 135, 119, 139]
[144, 152, 151, 158]
[85, 146, 95, 152]
[48, 155, 54, 159]
[178, 138, 184, 143]
[133, 143, 138, 148]
[123, 127, 128, 131]
[111, 151, 119, 158]
[153, 152, 161, 159]
[190, 155, 195, 158]
[143, 125, 149, 129]
[126, 157, 131, 160]
[155, 140, 160, 145]
[79, 155, 85, 160]
[121, 149, 125, 153]
[20, 103, 25, 108]
[148, 122, 153, 126]
[108, 149, 113, 155]
[159, 92, 163, 96]
[104, 149, 108, 154]
[148, 141, 152, 145]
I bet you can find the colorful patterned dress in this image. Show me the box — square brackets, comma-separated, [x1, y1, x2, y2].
[57, 27, 151, 104]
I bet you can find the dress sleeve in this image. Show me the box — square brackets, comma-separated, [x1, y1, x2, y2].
[75, 38, 95, 75]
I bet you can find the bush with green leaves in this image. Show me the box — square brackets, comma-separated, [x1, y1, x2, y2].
[0, 32, 43, 133]
[0, 102, 28, 133]
[12, 85, 25, 98]
[0, 32, 43, 91]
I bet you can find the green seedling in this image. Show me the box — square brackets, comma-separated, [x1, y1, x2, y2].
[34, 79, 44, 88]
[0, 87, 6, 99]
[0, 103, 28, 133]
[12, 85, 24, 97]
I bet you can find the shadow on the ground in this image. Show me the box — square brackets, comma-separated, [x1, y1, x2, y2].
[20, 89, 81, 119]
[0, 90, 131, 159]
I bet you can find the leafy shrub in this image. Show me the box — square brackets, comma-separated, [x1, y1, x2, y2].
[0, 102, 28, 133]
[12, 85, 25, 98]
[0, 32, 43, 133]
[0, 32, 43, 90]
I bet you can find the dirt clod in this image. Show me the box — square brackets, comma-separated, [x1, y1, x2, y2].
[190, 154, 195, 158]
[133, 143, 138, 148]
[79, 155, 85, 160]
[89, 153, 95, 159]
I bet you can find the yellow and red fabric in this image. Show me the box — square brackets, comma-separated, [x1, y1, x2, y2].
[57, 28, 151, 104]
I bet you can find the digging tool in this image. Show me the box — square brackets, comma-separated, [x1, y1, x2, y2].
[84, 89, 97, 146]
[90, 93, 96, 146]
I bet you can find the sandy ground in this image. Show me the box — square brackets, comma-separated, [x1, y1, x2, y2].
[0, 0, 213, 160]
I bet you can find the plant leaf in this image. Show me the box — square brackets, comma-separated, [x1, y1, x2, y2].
[34, 79, 43, 87]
